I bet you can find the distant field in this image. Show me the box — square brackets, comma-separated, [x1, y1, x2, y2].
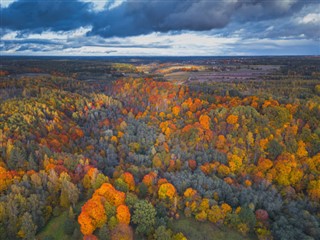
[164, 65, 281, 84]
[165, 71, 191, 82]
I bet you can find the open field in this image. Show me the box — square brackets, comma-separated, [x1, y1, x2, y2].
[36, 211, 71, 240]
[169, 214, 257, 240]
[36, 202, 84, 240]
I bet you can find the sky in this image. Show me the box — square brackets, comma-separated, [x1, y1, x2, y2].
[1, 0, 319, 56]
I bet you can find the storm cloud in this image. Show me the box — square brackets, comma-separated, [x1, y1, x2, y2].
[89, 0, 310, 37]
[1, 0, 316, 37]
[1, 0, 93, 32]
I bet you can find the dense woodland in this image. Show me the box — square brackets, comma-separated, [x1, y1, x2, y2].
[0, 58, 320, 240]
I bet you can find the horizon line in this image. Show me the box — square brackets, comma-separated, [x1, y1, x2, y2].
[2, 54, 320, 58]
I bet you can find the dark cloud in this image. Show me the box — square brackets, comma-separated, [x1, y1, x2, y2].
[88, 0, 241, 37]
[211, 3, 320, 40]
[1, 0, 93, 32]
[89, 0, 311, 37]
[227, 39, 319, 55]
[1, 39, 60, 45]
[16, 45, 55, 52]
[0, 39, 65, 52]
[263, 21, 320, 40]
[0, 36, 171, 54]
[0, 0, 318, 40]
[233, 0, 305, 21]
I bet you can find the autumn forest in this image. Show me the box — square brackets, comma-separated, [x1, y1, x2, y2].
[0, 56, 319, 240]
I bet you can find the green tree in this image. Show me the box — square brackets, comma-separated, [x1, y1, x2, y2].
[125, 192, 138, 210]
[315, 84, 320, 95]
[267, 139, 283, 160]
[92, 173, 107, 190]
[104, 201, 116, 219]
[239, 207, 256, 232]
[19, 212, 37, 240]
[153, 226, 173, 240]
[98, 224, 110, 240]
[138, 182, 148, 198]
[27, 153, 38, 171]
[0, 202, 8, 240]
[132, 200, 156, 235]
[8, 146, 26, 170]
[115, 178, 129, 192]
[60, 179, 79, 208]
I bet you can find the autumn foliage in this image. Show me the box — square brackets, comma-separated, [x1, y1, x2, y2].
[116, 205, 131, 225]
[158, 183, 176, 200]
[79, 182, 129, 236]
[1, 64, 320, 240]
[121, 172, 135, 191]
[199, 114, 211, 130]
[93, 183, 125, 206]
[78, 196, 107, 235]
[226, 114, 238, 125]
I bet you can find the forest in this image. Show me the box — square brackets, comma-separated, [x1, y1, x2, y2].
[0, 56, 319, 240]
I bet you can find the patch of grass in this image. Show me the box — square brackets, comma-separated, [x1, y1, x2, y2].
[37, 202, 84, 240]
[169, 214, 257, 240]
[36, 211, 69, 240]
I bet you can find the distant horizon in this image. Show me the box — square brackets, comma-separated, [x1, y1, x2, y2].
[2, 54, 320, 58]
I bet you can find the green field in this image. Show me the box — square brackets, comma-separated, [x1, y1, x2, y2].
[169, 215, 257, 240]
[37, 210, 71, 240]
[36, 203, 84, 240]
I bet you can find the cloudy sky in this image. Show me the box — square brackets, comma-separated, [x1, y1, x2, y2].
[1, 0, 319, 56]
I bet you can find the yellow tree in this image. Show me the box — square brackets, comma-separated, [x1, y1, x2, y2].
[158, 183, 176, 201]
[296, 140, 308, 158]
[116, 205, 131, 225]
[172, 106, 181, 116]
[226, 114, 238, 125]
[228, 154, 243, 173]
[307, 180, 320, 201]
[199, 114, 211, 130]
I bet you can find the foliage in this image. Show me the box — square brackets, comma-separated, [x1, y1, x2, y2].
[0, 66, 319, 239]
[132, 200, 156, 235]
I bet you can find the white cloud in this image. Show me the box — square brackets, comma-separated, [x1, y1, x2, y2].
[107, 0, 125, 10]
[298, 13, 320, 25]
[1, 31, 17, 40]
[81, 0, 106, 11]
[266, 26, 274, 31]
[275, 0, 297, 11]
[1, 0, 15, 8]
[1, 28, 319, 56]
[80, 0, 125, 11]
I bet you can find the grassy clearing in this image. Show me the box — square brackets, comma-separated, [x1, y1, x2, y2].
[165, 72, 190, 82]
[169, 215, 257, 240]
[36, 202, 84, 240]
[36, 211, 69, 240]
